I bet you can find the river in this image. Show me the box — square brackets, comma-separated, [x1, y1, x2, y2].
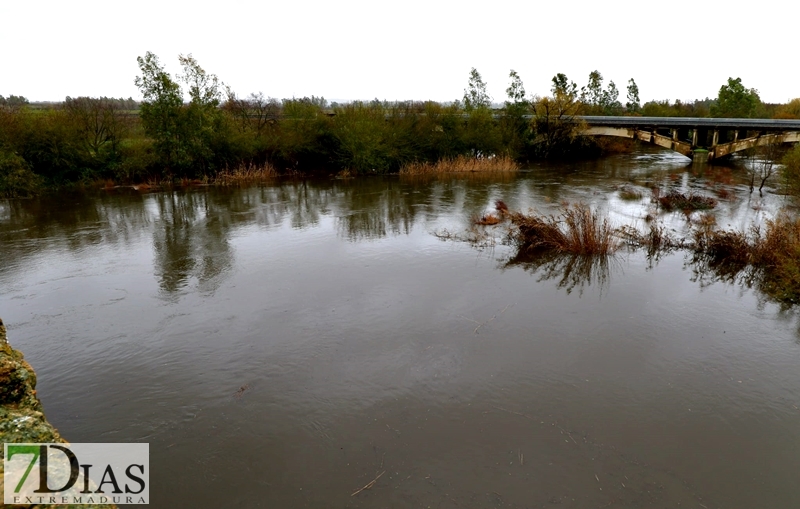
[1, 147, 799, 508]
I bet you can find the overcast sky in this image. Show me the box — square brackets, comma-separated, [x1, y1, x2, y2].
[2, 0, 798, 104]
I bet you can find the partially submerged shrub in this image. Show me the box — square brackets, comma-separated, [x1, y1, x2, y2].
[690, 214, 800, 304]
[455, 196, 800, 305]
[618, 186, 643, 201]
[694, 228, 751, 269]
[474, 213, 501, 225]
[658, 191, 717, 211]
[715, 188, 734, 200]
[508, 204, 617, 255]
[751, 215, 800, 303]
[781, 144, 800, 196]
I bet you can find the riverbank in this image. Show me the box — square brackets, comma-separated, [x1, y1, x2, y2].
[0, 318, 115, 509]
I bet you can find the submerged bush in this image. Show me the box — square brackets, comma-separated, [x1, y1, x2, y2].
[459, 200, 800, 306]
[781, 144, 800, 196]
[618, 186, 643, 201]
[657, 191, 717, 211]
[508, 204, 618, 255]
[751, 215, 800, 304]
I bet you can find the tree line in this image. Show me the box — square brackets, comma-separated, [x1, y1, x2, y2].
[1, 53, 799, 197]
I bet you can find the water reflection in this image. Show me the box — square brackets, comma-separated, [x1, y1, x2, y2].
[4, 147, 800, 508]
[0, 147, 791, 304]
[503, 251, 612, 296]
[150, 193, 234, 297]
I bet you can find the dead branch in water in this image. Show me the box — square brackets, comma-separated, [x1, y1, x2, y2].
[351, 471, 385, 497]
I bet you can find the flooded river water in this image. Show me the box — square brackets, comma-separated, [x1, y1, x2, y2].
[1, 147, 799, 508]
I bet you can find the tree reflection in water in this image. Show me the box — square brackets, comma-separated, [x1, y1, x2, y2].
[503, 250, 613, 296]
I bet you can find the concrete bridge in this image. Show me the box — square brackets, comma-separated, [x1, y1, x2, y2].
[579, 116, 800, 161]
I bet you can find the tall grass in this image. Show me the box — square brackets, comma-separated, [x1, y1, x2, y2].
[399, 155, 518, 176]
[212, 162, 278, 186]
[508, 204, 617, 255]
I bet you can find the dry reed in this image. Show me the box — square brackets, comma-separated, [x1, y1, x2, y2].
[399, 155, 519, 176]
[213, 162, 278, 186]
[508, 204, 617, 255]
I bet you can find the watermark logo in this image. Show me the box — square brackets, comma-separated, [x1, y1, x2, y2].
[4, 443, 149, 505]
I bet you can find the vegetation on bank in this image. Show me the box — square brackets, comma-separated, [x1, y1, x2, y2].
[1, 55, 799, 198]
[399, 155, 518, 175]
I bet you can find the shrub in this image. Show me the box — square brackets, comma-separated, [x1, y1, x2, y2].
[780, 144, 800, 196]
[508, 204, 617, 255]
[0, 151, 42, 198]
[658, 191, 717, 211]
[399, 155, 518, 175]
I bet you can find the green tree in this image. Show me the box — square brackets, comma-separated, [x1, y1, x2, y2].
[135, 52, 233, 176]
[502, 70, 531, 159]
[774, 98, 800, 119]
[277, 96, 333, 170]
[178, 53, 228, 174]
[460, 68, 499, 156]
[580, 70, 621, 115]
[551, 73, 577, 99]
[580, 71, 603, 107]
[531, 76, 585, 159]
[711, 77, 762, 118]
[463, 68, 491, 112]
[134, 51, 186, 173]
[626, 78, 640, 114]
[0, 95, 29, 108]
[331, 101, 390, 173]
[505, 70, 526, 107]
[602, 81, 622, 115]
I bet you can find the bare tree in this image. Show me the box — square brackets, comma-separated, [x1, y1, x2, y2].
[746, 134, 785, 195]
[224, 90, 280, 135]
[64, 97, 129, 158]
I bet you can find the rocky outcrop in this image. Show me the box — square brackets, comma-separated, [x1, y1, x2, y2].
[0, 318, 115, 508]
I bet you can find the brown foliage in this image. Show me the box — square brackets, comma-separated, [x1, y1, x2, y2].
[508, 204, 617, 255]
[657, 191, 717, 211]
[213, 162, 278, 186]
[399, 155, 518, 176]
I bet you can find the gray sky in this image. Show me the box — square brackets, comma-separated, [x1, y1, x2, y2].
[2, 0, 798, 104]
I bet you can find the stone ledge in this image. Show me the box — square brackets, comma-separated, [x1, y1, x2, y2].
[0, 318, 116, 509]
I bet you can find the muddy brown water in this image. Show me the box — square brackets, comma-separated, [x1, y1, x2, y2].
[2, 147, 800, 508]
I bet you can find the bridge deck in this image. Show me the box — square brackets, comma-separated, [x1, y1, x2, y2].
[575, 116, 800, 131]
